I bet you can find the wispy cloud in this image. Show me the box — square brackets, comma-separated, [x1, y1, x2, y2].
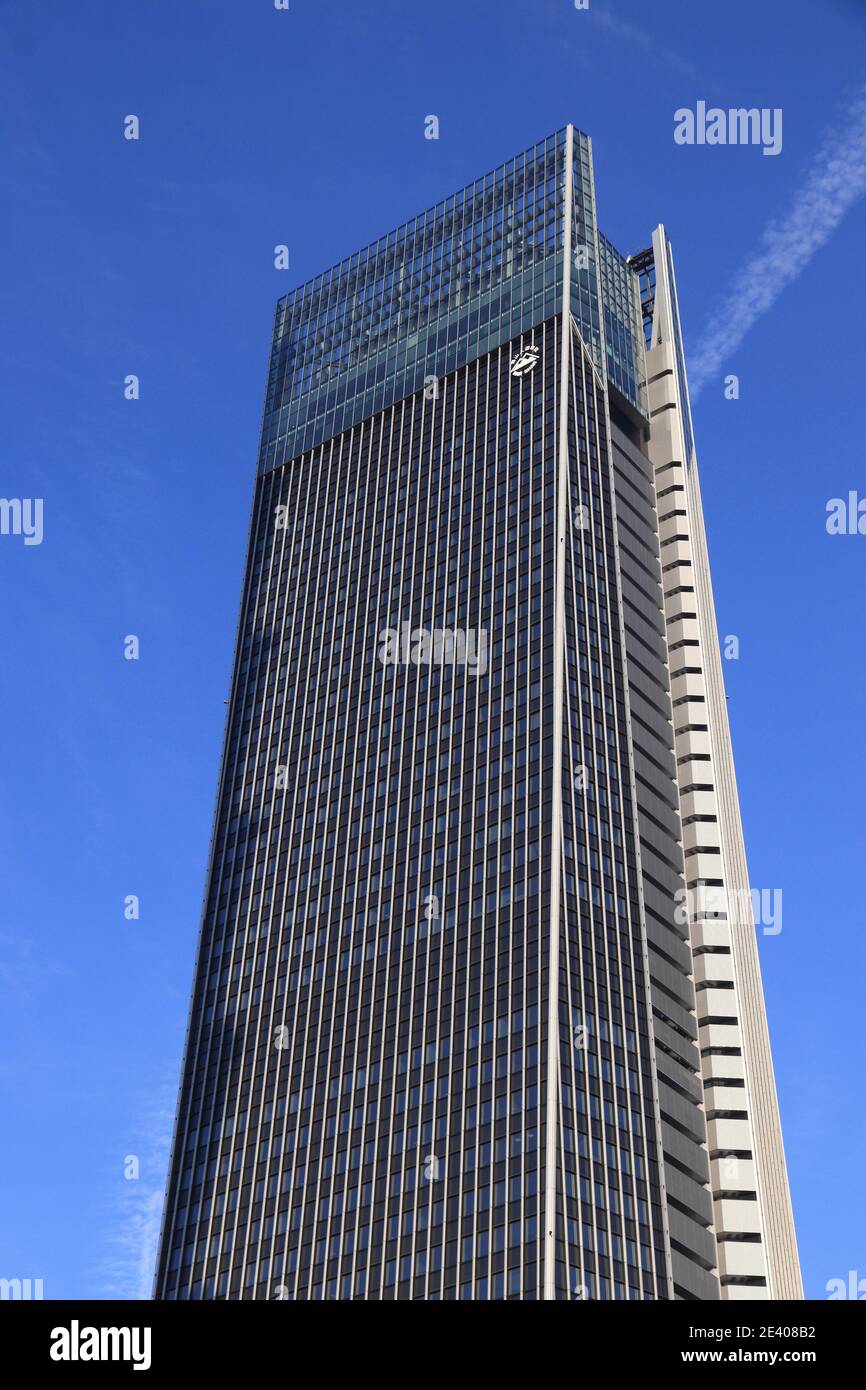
[689, 85, 866, 395]
[591, 6, 703, 81]
[93, 1088, 175, 1300]
[102, 1186, 166, 1300]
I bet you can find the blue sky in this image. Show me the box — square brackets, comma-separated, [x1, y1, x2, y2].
[1, 0, 864, 1300]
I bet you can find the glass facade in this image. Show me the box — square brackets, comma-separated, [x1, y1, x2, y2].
[257, 129, 626, 472]
[155, 127, 732, 1301]
[598, 233, 647, 415]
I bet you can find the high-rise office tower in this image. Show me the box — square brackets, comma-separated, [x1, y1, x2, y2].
[155, 126, 801, 1301]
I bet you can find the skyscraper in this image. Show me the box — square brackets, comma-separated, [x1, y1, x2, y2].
[155, 126, 801, 1302]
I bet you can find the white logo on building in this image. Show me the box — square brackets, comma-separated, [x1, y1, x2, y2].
[510, 345, 540, 378]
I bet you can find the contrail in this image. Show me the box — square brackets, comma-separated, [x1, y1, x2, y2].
[689, 85, 866, 395]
